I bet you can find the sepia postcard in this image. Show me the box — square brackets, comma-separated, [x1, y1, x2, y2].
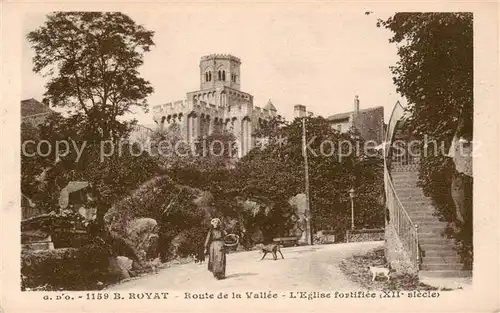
[1, 1, 499, 313]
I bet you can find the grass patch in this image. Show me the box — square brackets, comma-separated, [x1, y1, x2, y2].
[339, 248, 438, 291]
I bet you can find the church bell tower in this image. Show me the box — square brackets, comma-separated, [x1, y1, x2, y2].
[199, 54, 241, 90]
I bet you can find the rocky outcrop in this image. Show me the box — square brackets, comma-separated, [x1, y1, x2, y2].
[288, 193, 307, 244]
[125, 218, 160, 261]
[108, 256, 133, 280]
[448, 134, 473, 223]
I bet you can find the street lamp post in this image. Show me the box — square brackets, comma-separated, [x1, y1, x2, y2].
[349, 188, 355, 230]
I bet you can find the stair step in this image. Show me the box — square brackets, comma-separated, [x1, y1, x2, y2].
[392, 177, 419, 182]
[392, 178, 419, 182]
[392, 176, 419, 180]
[418, 232, 447, 238]
[398, 195, 431, 201]
[419, 238, 455, 245]
[422, 256, 462, 264]
[421, 263, 465, 271]
[392, 174, 419, 179]
[418, 232, 448, 238]
[416, 222, 448, 228]
[395, 194, 429, 201]
[409, 214, 439, 220]
[411, 216, 445, 222]
[394, 186, 425, 192]
[408, 211, 438, 217]
[419, 270, 472, 278]
[391, 171, 419, 176]
[405, 201, 434, 206]
[413, 218, 445, 223]
[404, 201, 435, 206]
[407, 208, 436, 213]
[423, 249, 459, 257]
[402, 199, 433, 204]
[418, 226, 447, 231]
[418, 237, 455, 247]
[392, 175, 419, 179]
[392, 181, 419, 185]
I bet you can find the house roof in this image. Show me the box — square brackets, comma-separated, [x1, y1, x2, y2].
[21, 98, 54, 118]
[327, 112, 351, 121]
[327, 106, 384, 121]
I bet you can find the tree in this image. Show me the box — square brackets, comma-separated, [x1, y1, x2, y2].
[27, 12, 155, 140]
[235, 117, 384, 240]
[377, 13, 473, 142]
[21, 113, 159, 227]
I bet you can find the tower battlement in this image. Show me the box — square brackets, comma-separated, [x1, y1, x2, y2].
[201, 54, 241, 63]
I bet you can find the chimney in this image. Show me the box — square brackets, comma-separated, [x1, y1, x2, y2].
[294, 104, 307, 118]
[354, 95, 360, 115]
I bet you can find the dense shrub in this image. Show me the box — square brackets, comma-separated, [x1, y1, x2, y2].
[21, 211, 86, 233]
[105, 175, 211, 261]
[21, 240, 113, 291]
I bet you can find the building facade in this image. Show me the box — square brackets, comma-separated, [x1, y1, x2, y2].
[327, 96, 384, 144]
[152, 54, 278, 158]
[295, 96, 385, 144]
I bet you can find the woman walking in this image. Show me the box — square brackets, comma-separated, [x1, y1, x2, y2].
[204, 218, 227, 280]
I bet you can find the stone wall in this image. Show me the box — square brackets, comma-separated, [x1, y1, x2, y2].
[346, 228, 384, 243]
[384, 224, 417, 275]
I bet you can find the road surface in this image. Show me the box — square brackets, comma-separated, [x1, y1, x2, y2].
[107, 241, 383, 291]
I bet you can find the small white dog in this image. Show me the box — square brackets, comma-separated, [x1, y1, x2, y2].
[368, 266, 391, 281]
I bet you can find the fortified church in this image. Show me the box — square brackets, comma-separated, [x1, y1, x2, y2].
[152, 54, 278, 157]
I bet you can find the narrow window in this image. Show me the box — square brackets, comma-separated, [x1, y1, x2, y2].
[209, 72, 212, 81]
[218, 71, 221, 80]
[222, 70, 226, 81]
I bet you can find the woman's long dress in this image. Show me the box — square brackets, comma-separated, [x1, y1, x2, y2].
[204, 228, 227, 279]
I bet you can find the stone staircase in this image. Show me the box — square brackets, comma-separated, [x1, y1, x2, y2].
[391, 167, 472, 280]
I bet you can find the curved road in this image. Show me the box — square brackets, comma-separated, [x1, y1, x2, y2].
[107, 241, 383, 291]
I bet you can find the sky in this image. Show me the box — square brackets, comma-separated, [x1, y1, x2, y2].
[22, 6, 406, 127]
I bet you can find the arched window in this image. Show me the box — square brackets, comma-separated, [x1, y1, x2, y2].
[205, 72, 208, 82]
[218, 70, 221, 80]
[222, 70, 226, 81]
[208, 72, 212, 81]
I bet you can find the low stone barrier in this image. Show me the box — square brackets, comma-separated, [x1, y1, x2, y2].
[346, 228, 385, 243]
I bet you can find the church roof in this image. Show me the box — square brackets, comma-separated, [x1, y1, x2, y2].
[264, 99, 277, 111]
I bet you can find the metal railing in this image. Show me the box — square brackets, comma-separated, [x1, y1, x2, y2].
[383, 102, 420, 271]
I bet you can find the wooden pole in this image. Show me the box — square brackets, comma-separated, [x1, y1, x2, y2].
[351, 196, 355, 230]
[302, 117, 312, 245]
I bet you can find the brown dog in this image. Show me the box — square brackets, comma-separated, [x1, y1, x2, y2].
[257, 243, 284, 261]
